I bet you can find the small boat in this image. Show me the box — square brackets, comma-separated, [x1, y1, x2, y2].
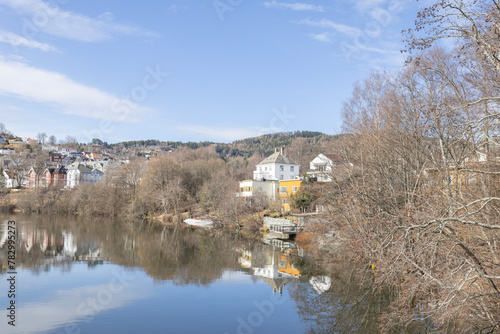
[183, 218, 214, 229]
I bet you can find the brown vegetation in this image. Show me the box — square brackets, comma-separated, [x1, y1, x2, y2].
[319, 15, 500, 332]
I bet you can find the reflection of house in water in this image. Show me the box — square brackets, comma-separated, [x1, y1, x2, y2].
[77, 247, 104, 266]
[252, 249, 300, 294]
[238, 250, 252, 269]
[239, 242, 302, 294]
[309, 276, 332, 294]
[0, 222, 108, 267]
[62, 231, 78, 257]
[0, 221, 8, 248]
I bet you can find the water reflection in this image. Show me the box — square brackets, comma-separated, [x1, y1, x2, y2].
[0, 214, 401, 333]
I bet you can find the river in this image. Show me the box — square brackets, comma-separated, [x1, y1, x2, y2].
[0, 214, 389, 334]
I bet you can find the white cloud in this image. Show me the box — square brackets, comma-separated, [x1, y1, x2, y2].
[177, 125, 267, 142]
[264, 0, 324, 12]
[0, 58, 149, 122]
[353, 0, 387, 13]
[0, 0, 156, 42]
[3, 283, 147, 334]
[0, 29, 58, 51]
[309, 31, 332, 43]
[298, 18, 361, 37]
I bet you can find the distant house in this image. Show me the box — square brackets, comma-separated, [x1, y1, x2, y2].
[308, 154, 344, 182]
[50, 153, 63, 163]
[3, 170, 19, 188]
[66, 163, 103, 188]
[89, 152, 102, 161]
[43, 166, 67, 187]
[42, 145, 59, 151]
[238, 180, 279, 201]
[8, 139, 26, 150]
[61, 147, 77, 155]
[253, 147, 300, 181]
[279, 179, 302, 212]
[26, 138, 38, 146]
[0, 148, 15, 155]
[27, 167, 44, 188]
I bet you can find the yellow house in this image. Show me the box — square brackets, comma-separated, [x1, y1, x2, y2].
[279, 179, 302, 212]
[278, 250, 301, 277]
[8, 139, 26, 149]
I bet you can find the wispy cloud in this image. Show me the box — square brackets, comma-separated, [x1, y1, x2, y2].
[0, 58, 149, 122]
[0, 29, 58, 51]
[264, 0, 324, 12]
[0, 0, 156, 42]
[4, 284, 147, 334]
[354, 0, 387, 13]
[177, 125, 267, 142]
[309, 31, 332, 43]
[298, 18, 361, 37]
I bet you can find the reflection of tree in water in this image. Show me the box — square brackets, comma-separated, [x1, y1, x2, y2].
[1, 214, 245, 285]
[289, 264, 439, 333]
[288, 265, 392, 334]
[128, 227, 242, 285]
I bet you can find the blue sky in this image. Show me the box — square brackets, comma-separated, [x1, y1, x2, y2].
[0, 0, 429, 143]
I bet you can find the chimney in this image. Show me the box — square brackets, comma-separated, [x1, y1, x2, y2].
[280, 146, 285, 156]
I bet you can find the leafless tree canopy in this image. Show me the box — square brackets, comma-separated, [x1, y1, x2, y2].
[328, 15, 500, 330]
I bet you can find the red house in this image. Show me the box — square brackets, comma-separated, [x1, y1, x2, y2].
[50, 153, 63, 163]
[43, 166, 67, 187]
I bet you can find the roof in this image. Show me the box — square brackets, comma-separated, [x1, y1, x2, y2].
[322, 154, 344, 163]
[55, 165, 67, 174]
[77, 165, 93, 173]
[3, 170, 17, 178]
[258, 152, 298, 165]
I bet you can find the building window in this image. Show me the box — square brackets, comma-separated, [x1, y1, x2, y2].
[280, 175, 284, 180]
[279, 186, 287, 193]
[280, 165, 284, 171]
[293, 186, 298, 192]
[240, 187, 244, 192]
[290, 166, 294, 172]
[265, 167, 267, 171]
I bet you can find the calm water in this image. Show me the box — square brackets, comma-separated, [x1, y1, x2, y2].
[0, 214, 387, 334]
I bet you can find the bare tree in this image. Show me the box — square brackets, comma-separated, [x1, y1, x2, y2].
[329, 46, 500, 333]
[48, 135, 56, 145]
[65, 135, 78, 145]
[37, 132, 47, 145]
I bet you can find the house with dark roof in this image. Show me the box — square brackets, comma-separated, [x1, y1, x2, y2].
[50, 152, 63, 163]
[43, 165, 67, 187]
[66, 163, 103, 188]
[253, 147, 300, 181]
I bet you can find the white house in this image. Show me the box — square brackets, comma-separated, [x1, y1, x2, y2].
[61, 147, 78, 155]
[66, 163, 103, 188]
[308, 153, 344, 182]
[0, 148, 14, 155]
[238, 180, 279, 201]
[3, 170, 19, 188]
[42, 145, 59, 151]
[253, 147, 300, 181]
